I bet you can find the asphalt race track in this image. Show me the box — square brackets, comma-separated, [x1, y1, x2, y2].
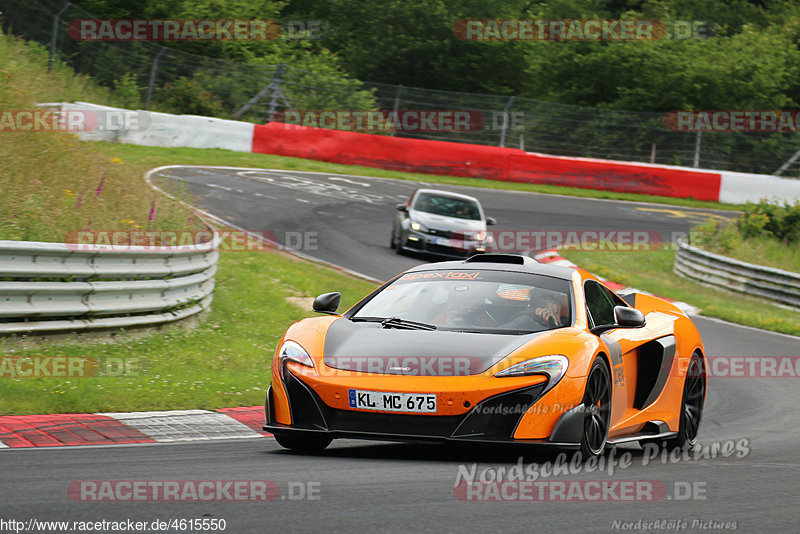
[2, 167, 798, 533]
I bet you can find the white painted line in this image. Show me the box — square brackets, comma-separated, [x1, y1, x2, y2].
[144, 166, 382, 284]
[0, 436, 268, 452]
[98, 410, 262, 443]
[296, 198, 311, 203]
[329, 176, 371, 187]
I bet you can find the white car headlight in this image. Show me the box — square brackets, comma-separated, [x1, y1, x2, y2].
[410, 221, 427, 232]
[278, 340, 314, 368]
[495, 354, 568, 395]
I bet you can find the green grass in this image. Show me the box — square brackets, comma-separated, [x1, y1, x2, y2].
[98, 142, 742, 212]
[0, 250, 379, 415]
[562, 248, 800, 336]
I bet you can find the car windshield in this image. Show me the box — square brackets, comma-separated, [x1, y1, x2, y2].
[352, 270, 572, 334]
[413, 193, 482, 220]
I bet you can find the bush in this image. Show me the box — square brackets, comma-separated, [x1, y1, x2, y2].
[692, 217, 742, 253]
[739, 199, 800, 243]
[158, 77, 225, 117]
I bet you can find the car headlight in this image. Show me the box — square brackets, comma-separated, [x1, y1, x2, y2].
[410, 221, 427, 232]
[278, 340, 314, 368]
[495, 354, 568, 395]
[474, 230, 487, 241]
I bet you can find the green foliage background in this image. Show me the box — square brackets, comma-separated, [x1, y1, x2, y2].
[60, 0, 800, 112]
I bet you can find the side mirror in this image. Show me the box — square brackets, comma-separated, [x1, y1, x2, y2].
[590, 306, 645, 335]
[312, 292, 341, 314]
[396, 204, 408, 212]
[486, 216, 497, 226]
[614, 306, 645, 328]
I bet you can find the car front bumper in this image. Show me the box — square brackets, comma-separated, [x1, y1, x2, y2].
[401, 231, 488, 258]
[263, 369, 585, 447]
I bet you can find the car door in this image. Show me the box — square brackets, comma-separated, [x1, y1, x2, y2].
[583, 280, 644, 433]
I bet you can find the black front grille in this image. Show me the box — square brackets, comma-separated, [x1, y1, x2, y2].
[324, 408, 463, 437]
[284, 371, 327, 430]
[454, 384, 546, 439]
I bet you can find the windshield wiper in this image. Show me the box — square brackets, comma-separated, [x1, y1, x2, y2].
[350, 316, 436, 330]
[350, 316, 385, 323]
[381, 317, 437, 331]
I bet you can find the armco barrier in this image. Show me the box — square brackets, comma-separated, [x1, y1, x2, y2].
[62, 102, 254, 152]
[673, 239, 800, 309]
[53, 102, 800, 204]
[0, 238, 218, 334]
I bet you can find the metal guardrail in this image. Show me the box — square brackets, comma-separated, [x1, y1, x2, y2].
[673, 239, 800, 309]
[0, 238, 218, 334]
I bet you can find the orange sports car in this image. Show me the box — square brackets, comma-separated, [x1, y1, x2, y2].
[264, 254, 706, 457]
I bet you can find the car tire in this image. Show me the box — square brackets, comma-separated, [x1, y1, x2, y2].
[579, 355, 612, 458]
[393, 231, 405, 255]
[273, 431, 332, 453]
[664, 352, 706, 450]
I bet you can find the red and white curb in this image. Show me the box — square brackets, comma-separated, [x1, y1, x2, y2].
[532, 249, 700, 316]
[0, 406, 269, 449]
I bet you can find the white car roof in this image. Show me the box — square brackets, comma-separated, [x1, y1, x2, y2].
[414, 188, 481, 203]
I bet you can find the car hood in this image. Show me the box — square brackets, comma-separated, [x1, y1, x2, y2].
[323, 318, 543, 376]
[410, 210, 485, 233]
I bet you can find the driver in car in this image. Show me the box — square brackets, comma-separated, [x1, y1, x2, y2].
[432, 284, 562, 330]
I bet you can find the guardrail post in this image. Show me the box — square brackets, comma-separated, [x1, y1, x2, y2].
[499, 96, 515, 148]
[693, 130, 702, 167]
[48, 2, 71, 73]
[145, 47, 166, 110]
[390, 85, 402, 136]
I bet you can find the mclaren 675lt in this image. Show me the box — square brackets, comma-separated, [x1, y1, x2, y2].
[264, 254, 706, 457]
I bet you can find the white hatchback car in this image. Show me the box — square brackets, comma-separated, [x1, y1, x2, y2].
[391, 188, 496, 258]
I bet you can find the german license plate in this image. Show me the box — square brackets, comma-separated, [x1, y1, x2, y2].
[433, 237, 451, 247]
[348, 389, 437, 413]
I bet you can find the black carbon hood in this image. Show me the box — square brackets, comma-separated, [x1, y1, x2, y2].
[322, 318, 542, 376]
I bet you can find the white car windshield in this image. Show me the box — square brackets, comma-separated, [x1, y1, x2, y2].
[413, 193, 482, 220]
[352, 270, 572, 334]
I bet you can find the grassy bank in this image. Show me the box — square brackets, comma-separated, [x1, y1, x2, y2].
[562, 248, 800, 336]
[0, 33, 198, 242]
